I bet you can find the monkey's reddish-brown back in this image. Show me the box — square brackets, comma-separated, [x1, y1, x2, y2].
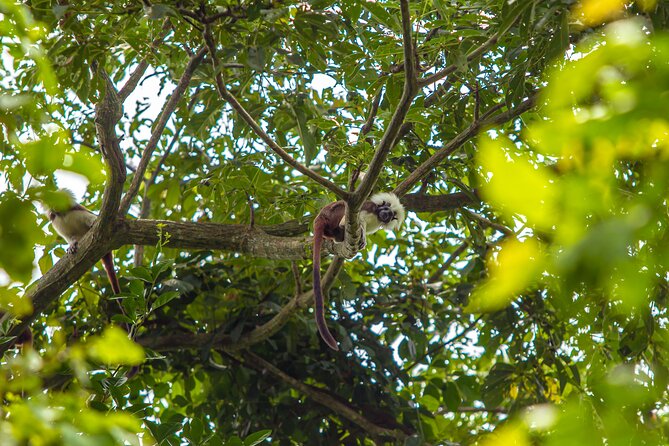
[316, 201, 347, 242]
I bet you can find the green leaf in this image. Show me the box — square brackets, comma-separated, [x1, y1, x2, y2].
[152, 291, 181, 310]
[293, 106, 317, 165]
[87, 326, 145, 366]
[187, 418, 205, 444]
[0, 195, 42, 281]
[146, 4, 174, 20]
[127, 267, 153, 283]
[18, 135, 66, 177]
[227, 437, 244, 446]
[247, 46, 266, 71]
[443, 381, 462, 411]
[244, 429, 272, 446]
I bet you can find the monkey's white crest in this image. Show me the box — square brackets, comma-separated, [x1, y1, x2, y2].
[366, 192, 405, 232]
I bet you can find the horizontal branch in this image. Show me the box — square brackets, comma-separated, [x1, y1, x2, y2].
[115, 219, 310, 260]
[8, 190, 473, 355]
[401, 191, 479, 212]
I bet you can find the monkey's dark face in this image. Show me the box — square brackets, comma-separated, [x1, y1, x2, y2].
[376, 201, 396, 224]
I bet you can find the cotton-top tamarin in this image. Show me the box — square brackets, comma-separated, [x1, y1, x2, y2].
[312, 192, 405, 350]
[47, 192, 120, 294]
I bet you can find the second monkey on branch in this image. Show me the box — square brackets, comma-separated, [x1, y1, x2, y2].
[312, 192, 405, 350]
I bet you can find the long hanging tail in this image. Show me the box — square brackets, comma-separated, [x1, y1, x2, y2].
[313, 226, 339, 351]
[101, 253, 136, 377]
[101, 252, 121, 294]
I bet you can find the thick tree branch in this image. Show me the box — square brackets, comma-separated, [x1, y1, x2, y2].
[1, 67, 127, 355]
[115, 219, 311, 260]
[94, 68, 126, 223]
[337, 0, 417, 259]
[353, 0, 417, 207]
[240, 351, 408, 441]
[120, 46, 207, 215]
[403, 315, 483, 375]
[202, 25, 347, 200]
[394, 95, 536, 197]
[401, 191, 479, 212]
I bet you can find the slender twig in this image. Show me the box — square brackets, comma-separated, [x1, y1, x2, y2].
[418, 32, 500, 88]
[462, 209, 513, 236]
[438, 406, 507, 415]
[474, 81, 480, 120]
[118, 18, 172, 102]
[119, 46, 207, 215]
[419, 4, 527, 89]
[403, 316, 483, 374]
[359, 87, 384, 139]
[137, 89, 200, 221]
[246, 192, 255, 228]
[144, 126, 183, 202]
[202, 24, 348, 199]
[291, 261, 302, 296]
[428, 242, 469, 283]
[71, 139, 96, 150]
[133, 125, 184, 266]
[394, 95, 536, 196]
[224, 257, 345, 351]
[71, 139, 136, 172]
[423, 80, 453, 108]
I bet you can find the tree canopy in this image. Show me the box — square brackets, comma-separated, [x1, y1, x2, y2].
[2, 0, 669, 444]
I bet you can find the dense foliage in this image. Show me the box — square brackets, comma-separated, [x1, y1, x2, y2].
[2, 0, 669, 444]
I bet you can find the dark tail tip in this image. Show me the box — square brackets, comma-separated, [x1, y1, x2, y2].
[318, 323, 339, 351]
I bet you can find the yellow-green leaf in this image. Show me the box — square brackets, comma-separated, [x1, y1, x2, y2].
[478, 136, 557, 230]
[466, 239, 545, 313]
[87, 326, 145, 366]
